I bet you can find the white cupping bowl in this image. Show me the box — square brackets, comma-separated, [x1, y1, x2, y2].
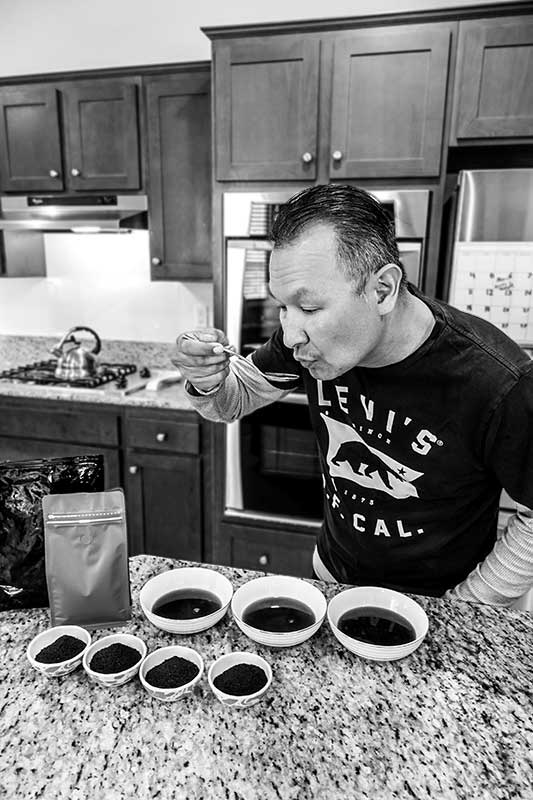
[139, 645, 204, 702]
[27, 625, 91, 678]
[208, 651, 273, 708]
[82, 633, 146, 687]
[327, 586, 429, 661]
[139, 567, 233, 634]
[231, 575, 327, 648]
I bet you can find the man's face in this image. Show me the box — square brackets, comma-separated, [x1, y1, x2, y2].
[269, 224, 385, 380]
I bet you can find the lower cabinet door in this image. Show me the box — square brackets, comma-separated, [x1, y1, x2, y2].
[125, 449, 202, 561]
[0, 436, 120, 488]
[214, 523, 317, 578]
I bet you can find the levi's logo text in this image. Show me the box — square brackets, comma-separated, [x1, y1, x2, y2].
[316, 380, 445, 539]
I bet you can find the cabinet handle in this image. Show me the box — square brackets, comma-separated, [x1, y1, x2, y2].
[258, 554, 269, 567]
[332, 150, 343, 162]
[129, 465, 138, 474]
[301, 152, 314, 164]
[71, 168, 81, 177]
[49, 169, 59, 178]
[156, 432, 167, 443]
[151, 257, 162, 266]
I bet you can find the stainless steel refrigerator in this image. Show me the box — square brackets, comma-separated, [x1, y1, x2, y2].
[448, 169, 533, 611]
[447, 168, 533, 351]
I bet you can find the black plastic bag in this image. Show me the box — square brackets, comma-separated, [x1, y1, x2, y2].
[0, 455, 104, 611]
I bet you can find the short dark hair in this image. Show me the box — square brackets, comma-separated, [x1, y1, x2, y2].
[270, 184, 404, 294]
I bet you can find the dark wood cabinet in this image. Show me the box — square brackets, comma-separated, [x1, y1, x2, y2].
[0, 400, 121, 487]
[61, 79, 140, 191]
[0, 85, 63, 192]
[145, 68, 211, 280]
[451, 15, 533, 144]
[123, 409, 203, 560]
[213, 23, 451, 181]
[214, 521, 316, 578]
[330, 24, 451, 178]
[214, 36, 320, 181]
[0, 78, 141, 192]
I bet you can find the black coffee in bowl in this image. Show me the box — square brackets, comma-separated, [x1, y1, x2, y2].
[152, 588, 221, 619]
[337, 607, 416, 646]
[242, 596, 315, 633]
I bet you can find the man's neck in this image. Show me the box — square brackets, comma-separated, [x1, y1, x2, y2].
[368, 293, 435, 368]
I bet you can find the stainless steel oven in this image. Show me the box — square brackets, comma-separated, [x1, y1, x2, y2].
[223, 188, 432, 526]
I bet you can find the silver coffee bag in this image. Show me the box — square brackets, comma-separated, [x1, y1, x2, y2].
[42, 489, 131, 629]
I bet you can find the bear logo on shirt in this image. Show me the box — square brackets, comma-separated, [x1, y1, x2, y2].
[322, 414, 424, 500]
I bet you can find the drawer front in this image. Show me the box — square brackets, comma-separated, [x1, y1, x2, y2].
[0, 406, 119, 446]
[216, 524, 316, 578]
[126, 415, 200, 454]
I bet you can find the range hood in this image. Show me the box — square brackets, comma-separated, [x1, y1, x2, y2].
[0, 194, 148, 232]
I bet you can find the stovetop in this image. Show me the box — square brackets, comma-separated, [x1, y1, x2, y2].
[0, 360, 137, 388]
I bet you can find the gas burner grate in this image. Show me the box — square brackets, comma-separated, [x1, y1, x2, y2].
[0, 360, 137, 388]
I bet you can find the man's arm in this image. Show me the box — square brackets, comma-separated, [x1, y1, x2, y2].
[186, 354, 290, 422]
[446, 504, 533, 606]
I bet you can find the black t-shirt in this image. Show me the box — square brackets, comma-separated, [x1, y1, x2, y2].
[252, 287, 533, 596]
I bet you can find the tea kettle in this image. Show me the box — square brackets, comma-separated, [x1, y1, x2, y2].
[51, 326, 102, 380]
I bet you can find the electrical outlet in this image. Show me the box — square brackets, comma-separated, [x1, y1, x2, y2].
[194, 304, 209, 328]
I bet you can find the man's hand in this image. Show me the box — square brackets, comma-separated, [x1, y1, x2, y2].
[173, 329, 232, 393]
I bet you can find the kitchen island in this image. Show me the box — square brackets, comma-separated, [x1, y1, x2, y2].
[1, 556, 532, 800]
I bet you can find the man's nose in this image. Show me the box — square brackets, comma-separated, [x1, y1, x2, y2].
[282, 312, 308, 349]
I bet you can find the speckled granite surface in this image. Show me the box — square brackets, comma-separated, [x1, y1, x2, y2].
[0, 335, 194, 410]
[1, 556, 532, 800]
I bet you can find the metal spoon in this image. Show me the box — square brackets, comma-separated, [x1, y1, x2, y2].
[211, 343, 300, 383]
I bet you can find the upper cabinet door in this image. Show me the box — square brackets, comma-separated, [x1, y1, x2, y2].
[62, 79, 141, 190]
[215, 36, 320, 180]
[330, 23, 452, 178]
[452, 16, 533, 143]
[0, 85, 64, 191]
[145, 71, 211, 281]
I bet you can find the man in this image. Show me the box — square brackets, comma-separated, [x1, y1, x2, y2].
[174, 184, 533, 606]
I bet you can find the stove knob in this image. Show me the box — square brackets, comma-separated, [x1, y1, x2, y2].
[139, 366, 151, 378]
[115, 375, 128, 389]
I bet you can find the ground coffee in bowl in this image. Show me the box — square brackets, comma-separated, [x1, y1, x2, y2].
[89, 642, 141, 674]
[145, 656, 200, 688]
[213, 663, 268, 696]
[35, 634, 86, 664]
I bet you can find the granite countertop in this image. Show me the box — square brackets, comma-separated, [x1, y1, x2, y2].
[0, 335, 195, 411]
[1, 556, 532, 800]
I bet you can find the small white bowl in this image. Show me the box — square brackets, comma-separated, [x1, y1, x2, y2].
[83, 633, 146, 687]
[27, 625, 91, 678]
[231, 575, 327, 648]
[139, 567, 233, 634]
[208, 651, 272, 708]
[139, 645, 204, 702]
[327, 586, 429, 662]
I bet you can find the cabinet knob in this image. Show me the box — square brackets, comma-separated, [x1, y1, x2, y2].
[258, 554, 269, 567]
[156, 432, 167, 443]
[49, 169, 59, 178]
[332, 150, 343, 162]
[151, 257, 162, 266]
[70, 168, 81, 177]
[129, 465, 138, 475]
[301, 152, 314, 164]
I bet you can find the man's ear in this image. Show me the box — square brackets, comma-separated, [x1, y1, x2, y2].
[373, 263, 403, 314]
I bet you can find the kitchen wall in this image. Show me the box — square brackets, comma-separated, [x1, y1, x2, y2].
[0, 0, 514, 342]
[0, 232, 212, 342]
[0, 0, 514, 73]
